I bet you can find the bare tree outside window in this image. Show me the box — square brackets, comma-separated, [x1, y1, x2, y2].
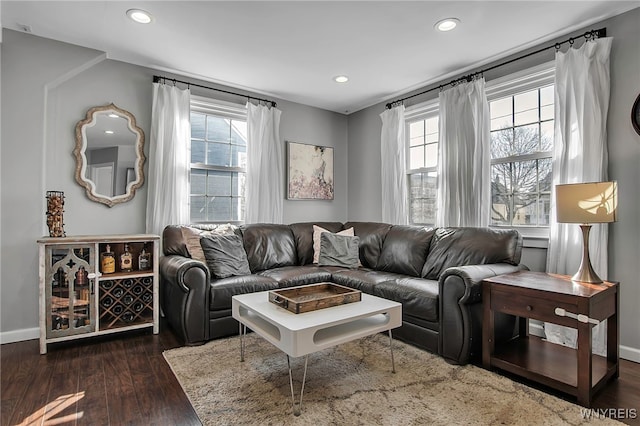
[489, 85, 554, 228]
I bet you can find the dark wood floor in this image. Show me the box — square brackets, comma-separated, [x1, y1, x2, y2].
[2, 322, 639, 425]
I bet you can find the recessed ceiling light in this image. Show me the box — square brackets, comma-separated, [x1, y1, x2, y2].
[334, 75, 349, 83]
[105, 130, 115, 134]
[126, 9, 153, 24]
[108, 113, 119, 118]
[435, 18, 460, 32]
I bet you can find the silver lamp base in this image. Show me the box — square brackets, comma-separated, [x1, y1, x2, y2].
[572, 224, 603, 284]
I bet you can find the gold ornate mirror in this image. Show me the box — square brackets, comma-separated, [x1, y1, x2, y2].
[74, 104, 145, 207]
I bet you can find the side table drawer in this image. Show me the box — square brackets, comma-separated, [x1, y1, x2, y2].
[491, 289, 577, 327]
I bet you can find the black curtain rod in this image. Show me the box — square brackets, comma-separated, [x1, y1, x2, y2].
[153, 75, 277, 107]
[385, 27, 606, 109]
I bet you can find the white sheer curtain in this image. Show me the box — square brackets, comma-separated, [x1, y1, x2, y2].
[245, 102, 283, 224]
[545, 38, 612, 355]
[380, 105, 408, 225]
[436, 78, 491, 227]
[146, 83, 191, 236]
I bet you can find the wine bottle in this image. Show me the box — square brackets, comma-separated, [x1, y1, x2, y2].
[133, 302, 144, 313]
[101, 280, 114, 290]
[122, 311, 134, 323]
[112, 304, 124, 315]
[123, 294, 134, 306]
[122, 278, 134, 289]
[113, 286, 124, 298]
[101, 296, 114, 308]
[132, 284, 143, 295]
[142, 292, 153, 304]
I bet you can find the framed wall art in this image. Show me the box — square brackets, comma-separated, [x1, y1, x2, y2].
[287, 141, 334, 200]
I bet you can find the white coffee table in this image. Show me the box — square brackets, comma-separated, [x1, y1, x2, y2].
[231, 289, 402, 415]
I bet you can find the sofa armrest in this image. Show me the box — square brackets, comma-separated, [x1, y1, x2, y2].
[160, 255, 210, 345]
[438, 263, 528, 364]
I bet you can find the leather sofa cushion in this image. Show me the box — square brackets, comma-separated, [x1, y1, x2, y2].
[376, 226, 435, 276]
[210, 275, 279, 311]
[422, 227, 523, 279]
[240, 224, 298, 272]
[200, 234, 251, 278]
[290, 222, 344, 265]
[331, 269, 407, 294]
[162, 225, 190, 257]
[162, 224, 238, 259]
[343, 222, 392, 268]
[258, 265, 333, 288]
[373, 278, 439, 323]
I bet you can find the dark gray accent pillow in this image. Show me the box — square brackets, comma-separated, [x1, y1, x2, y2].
[200, 234, 251, 279]
[318, 233, 360, 269]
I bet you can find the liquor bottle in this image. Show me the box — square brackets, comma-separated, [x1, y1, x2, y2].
[120, 244, 133, 272]
[74, 266, 88, 287]
[138, 244, 151, 271]
[101, 245, 116, 274]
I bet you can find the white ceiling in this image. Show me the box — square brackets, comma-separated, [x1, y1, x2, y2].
[2, 1, 637, 114]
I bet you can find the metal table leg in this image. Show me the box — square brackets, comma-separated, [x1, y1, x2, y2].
[239, 322, 246, 362]
[389, 329, 396, 373]
[287, 355, 309, 416]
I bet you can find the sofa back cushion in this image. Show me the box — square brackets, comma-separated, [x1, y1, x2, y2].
[162, 224, 239, 261]
[376, 225, 435, 276]
[343, 222, 392, 268]
[240, 224, 298, 272]
[422, 227, 523, 279]
[289, 222, 344, 265]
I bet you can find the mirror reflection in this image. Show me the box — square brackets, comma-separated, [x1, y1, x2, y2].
[74, 104, 145, 207]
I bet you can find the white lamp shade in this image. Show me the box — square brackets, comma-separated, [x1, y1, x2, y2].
[556, 181, 618, 224]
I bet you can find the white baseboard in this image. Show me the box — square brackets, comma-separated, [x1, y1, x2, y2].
[620, 345, 640, 363]
[0, 327, 39, 344]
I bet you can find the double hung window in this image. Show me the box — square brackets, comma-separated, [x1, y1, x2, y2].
[404, 63, 555, 234]
[189, 97, 247, 224]
[406, 102, 439, 226]
[487, 64, 555, 231]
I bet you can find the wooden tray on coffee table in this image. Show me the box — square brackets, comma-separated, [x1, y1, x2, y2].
[269, 282, 361, 314]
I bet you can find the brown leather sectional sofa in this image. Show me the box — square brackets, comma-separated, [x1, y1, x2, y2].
[160, 221, 526, 364]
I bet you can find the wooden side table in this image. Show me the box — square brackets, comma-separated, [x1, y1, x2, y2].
[482, 271, 619, 407]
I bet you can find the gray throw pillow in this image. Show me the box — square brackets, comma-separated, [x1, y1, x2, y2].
[318, 232, 360, 269]
[200, 234, 251, 278]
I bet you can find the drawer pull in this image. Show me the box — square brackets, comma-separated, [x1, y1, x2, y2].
[526, 305, 532, 311]
[554, 307, 600, 325]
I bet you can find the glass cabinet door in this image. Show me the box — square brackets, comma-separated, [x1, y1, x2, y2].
[46, 245, 95, 337]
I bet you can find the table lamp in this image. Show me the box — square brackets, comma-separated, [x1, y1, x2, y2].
[555, 181, 617, 283]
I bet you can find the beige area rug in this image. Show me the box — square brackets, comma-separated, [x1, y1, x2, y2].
[163, 334, 619, 425]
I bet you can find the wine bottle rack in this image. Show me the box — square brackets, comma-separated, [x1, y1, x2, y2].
[99, 276, 154, 329]
[38, 234, 159, 354]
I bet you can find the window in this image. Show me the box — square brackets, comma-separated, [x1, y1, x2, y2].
[487, 63, 555, 230]
[406, 102, 439, 226]
[189, 97, 247, 223]
[404, 63, 554, 232]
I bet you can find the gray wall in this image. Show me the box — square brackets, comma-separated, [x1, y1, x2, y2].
[347, 9, 640, 360]
[0, 29, 348, 340]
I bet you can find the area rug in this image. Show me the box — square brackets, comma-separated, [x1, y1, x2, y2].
[163, 334, 619, 425]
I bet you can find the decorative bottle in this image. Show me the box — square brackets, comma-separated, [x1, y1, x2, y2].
[120, 244, 133, 272]
[138, 244, 151, 271]
[101, 245, 116, 274]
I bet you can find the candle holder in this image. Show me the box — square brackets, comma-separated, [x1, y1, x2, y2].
[46, 191, 66, 237]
